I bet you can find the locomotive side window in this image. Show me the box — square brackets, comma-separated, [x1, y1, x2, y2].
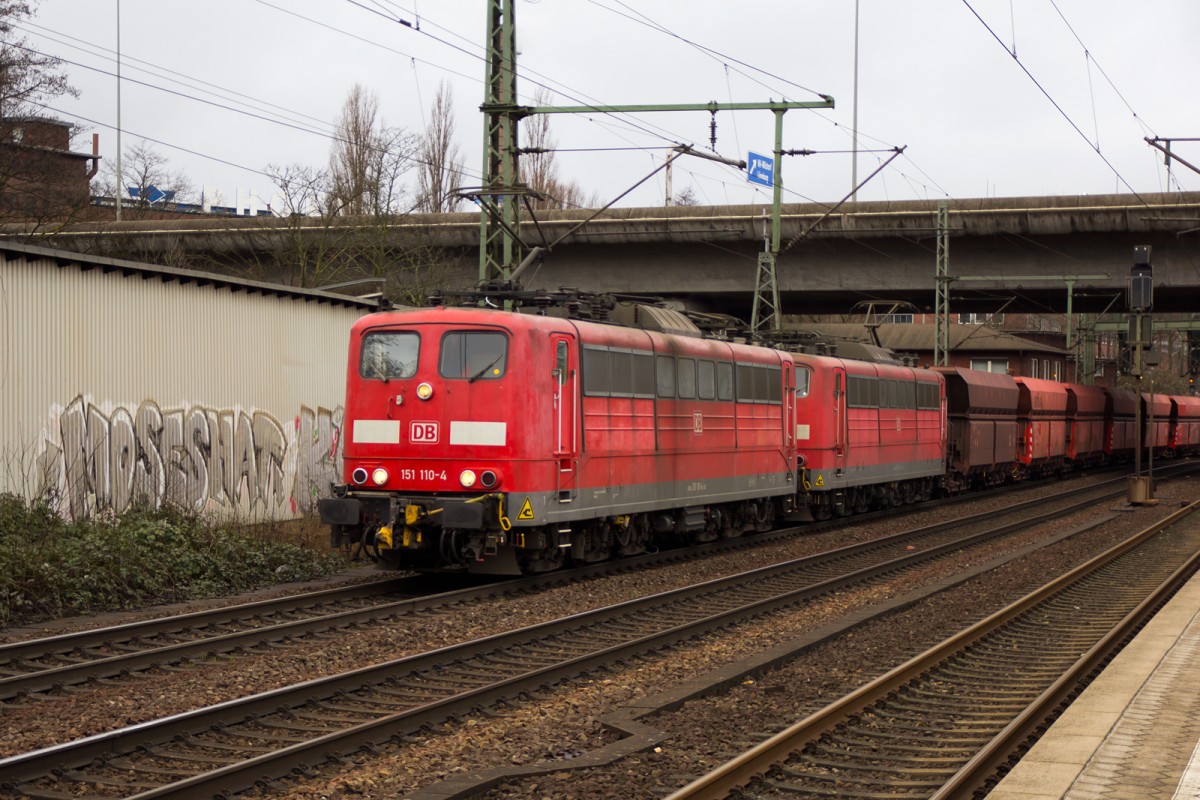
[848, 375, 869, 407]
[583, 346, 655, 397]
[611, 352, 636, 396]
[917, 382, 940, 409]
[555, 340, 569, 385]
[735, 363, 756, 402]
[632, 353, 655, 396]
[677, 358, 697, 399]
[656, 356, 676, 398]
[611, 351, 641, 396]
[735, 363, 783, 404]
[583, 346, 610, 394]
[796, 367, 811, 398]
[697, 360, 716, 400]
[440, 331, 507, 381]
[360, 331, 419, 380]
[716, 362, 734, 401]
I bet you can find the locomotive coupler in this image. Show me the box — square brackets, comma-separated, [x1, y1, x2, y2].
[371, 496, 407, 551]
[482, 531, 504, 557]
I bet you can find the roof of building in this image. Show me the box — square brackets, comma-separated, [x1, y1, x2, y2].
[784, 322, 1068, 356]
[0, 141, 96, 160]
[0, 240, 380, 311]
[0, 116, 73, 127]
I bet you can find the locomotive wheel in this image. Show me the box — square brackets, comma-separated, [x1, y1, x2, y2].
[852, 487, 871, 514]
[755, 502, 775, 532]
[614, 516, 651, 556]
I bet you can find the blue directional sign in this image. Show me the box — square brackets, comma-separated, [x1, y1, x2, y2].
[126, 185, 175, 204]
[747, 151, 774, 188]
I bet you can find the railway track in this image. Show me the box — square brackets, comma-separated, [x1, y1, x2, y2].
[665, 496, 1200, 800]
[0, 473, 1151, 799]
[0, 470, 1162, 705]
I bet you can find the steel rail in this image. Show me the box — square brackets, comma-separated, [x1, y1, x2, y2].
[0, 577, 402, 665]
[663, 496, 1200, 800]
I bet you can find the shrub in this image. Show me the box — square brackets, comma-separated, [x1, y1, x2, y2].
[0, 494, 345, 628]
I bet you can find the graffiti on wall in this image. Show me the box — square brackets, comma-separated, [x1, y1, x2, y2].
[35, 396, 343, 520]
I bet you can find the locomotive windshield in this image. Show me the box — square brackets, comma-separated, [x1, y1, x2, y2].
[441, 331, 508, 381]
[360, 331, 419, 380]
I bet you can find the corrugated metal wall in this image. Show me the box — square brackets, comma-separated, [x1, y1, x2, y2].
[0, 248, 371, 522]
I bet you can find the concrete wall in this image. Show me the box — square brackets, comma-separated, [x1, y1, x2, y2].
[0, 244, 374, 522]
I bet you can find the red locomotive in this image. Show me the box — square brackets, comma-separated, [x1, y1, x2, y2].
[319, 301, 1195, 575]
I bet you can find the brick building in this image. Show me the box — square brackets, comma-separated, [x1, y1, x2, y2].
[0, 116, 99, 220]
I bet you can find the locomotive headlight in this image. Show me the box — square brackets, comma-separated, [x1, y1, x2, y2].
[459, 469, 477, 488]
[371, 468, 389, 486]
[351, 467, 369, 485]
[480, 469, 500, 489]
[416, 382, 434, 400]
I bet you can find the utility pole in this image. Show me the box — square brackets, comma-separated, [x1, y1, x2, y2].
[851, 0, 860, 201]
[115, 0, 122, 221]
[1127, 245, 1154, 505]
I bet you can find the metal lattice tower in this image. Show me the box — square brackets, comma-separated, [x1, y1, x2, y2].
[478, 0, 522, 286]
[934, 201, 950, 366]
[750, 251, 781, 334]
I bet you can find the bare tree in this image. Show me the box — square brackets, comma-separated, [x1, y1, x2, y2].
[416, 81, 465, 213]
[0, 1, 77, 117]
[328, 84, 419, 216]
[267, 162, 330, 217]
[250, 161, 351, 289]
[96, 140, 194, 210]
[371, 124, 419, 215]
[673, 186, 700, 206]
[197, 159, 456, 305]
[521, 89, 596, 210]
[328, 84, 376, 215]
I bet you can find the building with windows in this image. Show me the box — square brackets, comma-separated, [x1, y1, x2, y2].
[785, 322, 1076, 382]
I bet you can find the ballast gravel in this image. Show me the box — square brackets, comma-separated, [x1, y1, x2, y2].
[1, 472, 1193, 800]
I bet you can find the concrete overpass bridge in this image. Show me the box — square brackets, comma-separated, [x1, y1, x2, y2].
[16, 192, 1200, 318]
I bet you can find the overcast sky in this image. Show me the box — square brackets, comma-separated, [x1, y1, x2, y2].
[19, 0, 1200, 212]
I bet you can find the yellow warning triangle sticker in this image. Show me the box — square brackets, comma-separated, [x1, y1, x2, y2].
[517, 497, 535, 520]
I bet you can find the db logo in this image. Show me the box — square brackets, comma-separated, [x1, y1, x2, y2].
[410, 421, 439, 443]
